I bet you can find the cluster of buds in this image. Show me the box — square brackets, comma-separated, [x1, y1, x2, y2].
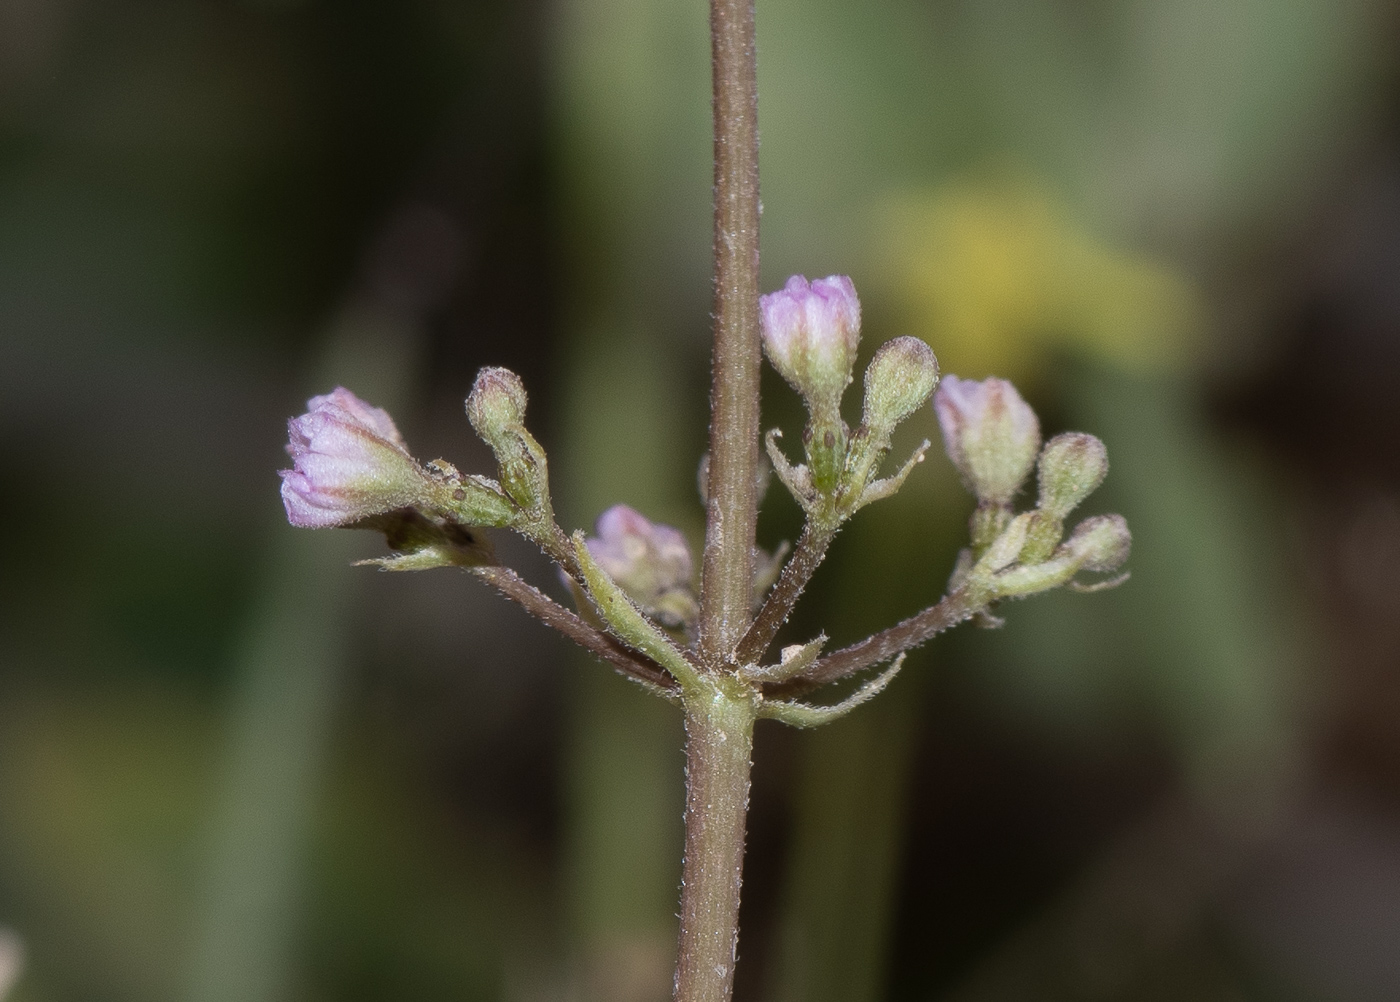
[761, 275, 940, 528]
[279, 381, 699, 626]
[277, 272, 1132, 733]
[933, 376, 1130, 603]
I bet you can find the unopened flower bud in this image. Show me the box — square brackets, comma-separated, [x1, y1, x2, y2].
[1061, 514, 1131, 572]
[934, 375, 1040, 505]
[583, 505, 698, 627]
[280, 387, 432, 528]
[862, 337, 939, 435]
[466, 366, 528, 450]
[1037, 433, 1108, 519]
[466, 366, 551, 515]
[760, 274, 862, 413]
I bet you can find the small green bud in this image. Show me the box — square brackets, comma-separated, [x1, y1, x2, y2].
[465, 366, 551, 516]
[466, 366, 528, 450]
[1036, 433, 1108, 519]
[862, 337, 939, 435]
[1061, 514, 1131, 572]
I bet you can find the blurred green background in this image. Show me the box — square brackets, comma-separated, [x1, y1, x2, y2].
[4, 0, 1400, 1000]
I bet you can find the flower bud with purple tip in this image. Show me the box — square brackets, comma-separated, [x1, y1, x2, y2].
[761, 275, 862, 491]
[934, 375, 1041, 508]
[280, 387, 433, 528]
[583, 505, 698, 628]
[760, 274, 862, 412]
[281, 387, 514, 535]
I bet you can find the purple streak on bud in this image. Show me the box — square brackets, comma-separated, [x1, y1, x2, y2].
[280, 387, 428, 528]
[934, 375, 1041, 505]
[582, 504, 698, 625]
[760, 274, 862, 408]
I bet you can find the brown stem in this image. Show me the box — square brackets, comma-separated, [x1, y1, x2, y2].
[674, 690, 756, 1002]
[733, 523, 835, 665]
[470, 566, 678, 691]
[699, 0, 762, 668]
[786, 587, 983, 690]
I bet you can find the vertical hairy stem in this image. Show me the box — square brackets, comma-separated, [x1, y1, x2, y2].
[680, 1, 762, 999]
[675, 688, 757, 1002]
[699, 0, 761, 667]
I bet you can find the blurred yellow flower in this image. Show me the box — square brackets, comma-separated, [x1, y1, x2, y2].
[876, 181, 1202, 381]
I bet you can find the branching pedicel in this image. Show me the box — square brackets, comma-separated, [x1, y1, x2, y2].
[278, 277, 1131, 998]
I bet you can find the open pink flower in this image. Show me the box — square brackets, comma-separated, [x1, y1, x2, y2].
[760, 274, 862, 408]
[934, 375, 1040, 505]
[280, 387, 429, 528]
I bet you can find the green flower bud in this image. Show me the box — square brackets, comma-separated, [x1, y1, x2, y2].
[1061, 514, 1131, 572]
[466, 366, 551, 516]
[466, 366, 528, 451]
[1037, 433, 1109, 519]
[862, 337, 940, 435]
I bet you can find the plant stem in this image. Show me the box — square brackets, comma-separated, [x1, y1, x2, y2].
[470, 566, 678, 692]
[792, 587, 982, 689]
[675, 685, 757, 1002]
[699, 0, 762, 668]
[734, 523, 835, 665]
[678, 1, 762, 997]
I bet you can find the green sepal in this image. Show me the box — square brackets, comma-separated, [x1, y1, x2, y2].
[572, 530, 702, 691]
[354, 508, 496, 571]
[758, 654, 906, 728]
[852, 439, 930, 512]
[766, 428, 816, 510]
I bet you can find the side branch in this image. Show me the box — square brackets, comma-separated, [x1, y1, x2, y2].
[471, 566, 679, 692]
[699, 0, 762, 667]
[788, 587, 983, 689]
[734, 523, 834, 665]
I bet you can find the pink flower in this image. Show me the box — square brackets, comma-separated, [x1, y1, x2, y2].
[583, 504, 697, 626]
[934, 375, 1041, 505]
[760, 274, 862, 409]
[280, 387, 430, 528]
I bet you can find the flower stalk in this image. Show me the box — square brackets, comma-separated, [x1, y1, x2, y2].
[273, 0, 1134, 996]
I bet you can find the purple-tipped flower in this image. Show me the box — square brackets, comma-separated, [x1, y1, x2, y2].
[760, 274, 862, 411]
[934, 375, 1041, 505]
[280, 387, 430, 528]
[584, 504, 697, 627]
